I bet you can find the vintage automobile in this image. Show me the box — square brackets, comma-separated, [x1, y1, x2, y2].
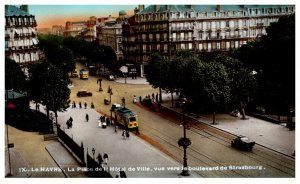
[77, 91, 93, 97]
[142, 98, 162, 112]
[231, 136, 255, 151]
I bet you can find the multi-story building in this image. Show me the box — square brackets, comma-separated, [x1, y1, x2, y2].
[97, 11, 128, 61]
[52, 25, 65, 36]
[122, 5, 295, 77]
[64, 21, 86, 37]
[5, 5, 40, 73]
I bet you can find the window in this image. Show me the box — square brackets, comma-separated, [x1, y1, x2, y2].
[180, 33, 184, 40]
[217, 42, 221, 49]
[188, 43, 192, 50]
[156, 33, 160, 41]
[199, 43, 203, 50]
[226, 21, 229, 27]
[149, 34, 153, 41]
[181, 43, 185, 49]
[164, 44, 168, 52]
[172, 33, 176, 40]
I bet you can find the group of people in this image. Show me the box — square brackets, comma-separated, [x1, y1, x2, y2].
[72, 101, 94, 109]
[122, 130, 130, 140]
[96, 152, 109, 167]
[99, 115, 112, 126]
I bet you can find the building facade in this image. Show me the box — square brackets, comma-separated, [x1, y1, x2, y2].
[97, 11, 128, 61]
[64, 21, 87, 37]
[5, 5, 40, 72]
[122, 5, 295, 76]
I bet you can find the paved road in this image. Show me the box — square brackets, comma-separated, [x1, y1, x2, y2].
[55, 107, 197, 178]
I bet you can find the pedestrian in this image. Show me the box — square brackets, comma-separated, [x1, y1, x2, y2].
[37, 103, 40, 111]
[103, 153, 108, 165]
[139, 96, 142, 103]
[96, 153, 103, 166]
[69, 116, 73, 122]
[122, 97, 125, 107]
[133, 95, 137, 103]
[73, 101, 76, 108]
[86, 113, 89, 122]
[66, 120, 70, 129]
[111, 119, 115, 126]
[115, 125, 118, 133]
[122, 130, 126, 140]
[79, 101, 82, 109]
[84, 102, 87, 109]
[106, 118, 110, 126]
[156, 93, 159, 102]
[120, 170, 127, 178]
[126, 130, 130, 139]
[91, 102, 94, 109]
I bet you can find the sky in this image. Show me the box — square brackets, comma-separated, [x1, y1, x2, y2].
[28, 5, 137, 29]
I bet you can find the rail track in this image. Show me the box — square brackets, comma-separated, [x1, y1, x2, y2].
[135, 103, 295, 177]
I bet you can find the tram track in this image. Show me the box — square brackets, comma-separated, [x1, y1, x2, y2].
[135, 103, 295, 177]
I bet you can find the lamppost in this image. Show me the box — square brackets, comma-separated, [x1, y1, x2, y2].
[178, 99, 191, 176]
[97, 79, 103, 92]
[92, 148, 95, 160]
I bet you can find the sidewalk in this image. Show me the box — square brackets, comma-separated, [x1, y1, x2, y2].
[115, 77, 295, 156]
[55, 107, 197, 178]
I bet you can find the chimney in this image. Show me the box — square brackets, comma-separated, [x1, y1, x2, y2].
[138, 5, 144, 11]
[20, 5, 28, 13]
[217, 5, 222, 11]
[155, 5, 160, 12]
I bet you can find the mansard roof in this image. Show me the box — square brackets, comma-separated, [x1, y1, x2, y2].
[5, 5, 32, 17]
[138, 5, 293, 14]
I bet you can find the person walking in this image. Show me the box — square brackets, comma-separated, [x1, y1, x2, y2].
[122, 130, 126, 140]
[79, 101, 82, 109]
[96, 153, 103, 167]
[126, 130, 130, 139]
[115, 125, 118, 133]
[122, 97, 125, 107]
[86, 113, 89, 122]
[103, 153, 108, 165]
[84, 102, 87, 109]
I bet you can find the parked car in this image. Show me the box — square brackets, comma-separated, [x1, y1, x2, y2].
[142, 98, 162, 112]
[231, 136, 255, 151]
[77, 91, 92, 97]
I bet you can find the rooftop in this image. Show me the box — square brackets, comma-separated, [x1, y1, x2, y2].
[5, 5, 32, 17]
[138, 5, 293, 14]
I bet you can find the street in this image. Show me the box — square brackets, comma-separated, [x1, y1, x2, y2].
[66, 62, 295, 178]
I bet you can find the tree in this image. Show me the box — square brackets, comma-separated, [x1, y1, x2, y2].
[40, 63, 70, 122]
[192, 61, 231, 124]
[233, 14, 295, 114]
[214, 54, 257, 119]
[5, 57, 26, 92]
[39, 35, 75, 76]
[145, 52, 168, 103]
[27, 60, 48, 110]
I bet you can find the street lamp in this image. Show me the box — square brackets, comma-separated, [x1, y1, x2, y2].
[92, 148, 95, 160]
[97, 79, 103, 92]
[178, 99, 191, 176]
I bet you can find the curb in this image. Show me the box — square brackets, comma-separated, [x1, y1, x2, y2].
[162, 105, 295, 159]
